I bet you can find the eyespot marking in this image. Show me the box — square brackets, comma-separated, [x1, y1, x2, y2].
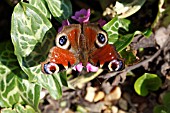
[95, 32, 108, 48]
[43, 62, 59, 74]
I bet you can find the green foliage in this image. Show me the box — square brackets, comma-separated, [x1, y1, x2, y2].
[1, 104, 36, 113]
[29, 0, 51, 19]
[0, 0, 157, 112]
[11, 1, 63, 100]
[153, 92, 170, 113]
[45, 0, 72, 22]
[0, 41, 41, 112]
[119, 49, 137, 65]
[102, 17, 130, 45]
[103, 17, 152, 52]
[134, 73, 162, 96]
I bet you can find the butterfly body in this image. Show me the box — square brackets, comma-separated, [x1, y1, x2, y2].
[41, 23, 124, 74]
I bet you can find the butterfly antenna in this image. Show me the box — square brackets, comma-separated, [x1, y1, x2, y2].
[95, 77, 101, 84]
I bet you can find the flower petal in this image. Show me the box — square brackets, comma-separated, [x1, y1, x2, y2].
[86, 63, 99, 72]
[71, 8, 91, 23]
[98, 19, 106, 27]
[79, 9, 87, 15]
[58, 19, 70, 32]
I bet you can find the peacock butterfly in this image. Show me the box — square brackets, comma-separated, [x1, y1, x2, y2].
[41, 23, 124, 74]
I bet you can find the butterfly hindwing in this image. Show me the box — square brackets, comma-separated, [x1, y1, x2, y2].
[90, 44, 124, 71]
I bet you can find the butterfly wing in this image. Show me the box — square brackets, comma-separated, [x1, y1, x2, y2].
[83, 23, 124, 71]
[41, 24, 81, 74]
[90, 44, 124, 71]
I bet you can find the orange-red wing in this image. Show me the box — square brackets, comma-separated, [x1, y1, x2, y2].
[90, 44, 124, 69]
[49, 46, 77, 67]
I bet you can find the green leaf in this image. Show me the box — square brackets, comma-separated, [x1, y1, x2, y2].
[1, 108, 17, 113]
[134, 73, 162, 96]
[15, 27, 56, 81]
[29, 0, 51, 19]
[153, 92, 170, 113]
[11, 2, 63, 99]
[45, 0, 72, 22]
[0, 41, 41, 112]
[153, 105, 168, 113]
[0, 41, 23, 107]
[0, 67, 20, 107]
[143, 28, 153, 38]
[17, 79, 41, 111]
[11, 2, 52, 57]
[114, 33, 133, 52]
[1, 104, 37, 113]
[11, 26, 63, 99]
[14, 104, 37, 113]
[37, 74, 62, 99]
[11, 1, 56, 80]
[119, 49, 138, 65]
[103, 17, 130, 44]
[55, 71, 68, 87]
[103, 17, 152, 52]
[114, 29, 152, 52]
[163, 92, 170, 106]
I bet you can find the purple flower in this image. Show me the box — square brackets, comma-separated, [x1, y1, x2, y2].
[58, 19, 70, 32]
[98, 19, 107, 27]
[71, 9, 90, 23]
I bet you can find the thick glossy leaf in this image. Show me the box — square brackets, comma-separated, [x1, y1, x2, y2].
[15, 27, 56, 81]
[103, 17, 152, 52]
[114, 29, 152, 52]
[55, 71, 68, 87]
[15, 104, 37, 113]
[0, 41, 23, 107]
[11, 2, 64, 99]
[0, 41, 41, 111]
[13, 26, 63, 99]
[102, 17, 130, 44]
[1, 104, 36, 113]
[0, 65, 20, 107]
[29, 0, 51, 19]
[45, 0, 72, 22]
[1, 108, 17, 113]
[134, 73, 162, 96]
[37, 74, 62, 99]
[114, 33, 133, 52]
[17, 79, 41, 111]
[11, 2, 52, 57]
